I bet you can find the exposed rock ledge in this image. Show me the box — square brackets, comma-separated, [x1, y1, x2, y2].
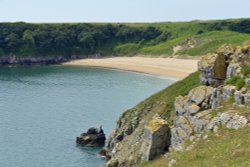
[104, 44, 250, 167]
[76, 126, 106, 147]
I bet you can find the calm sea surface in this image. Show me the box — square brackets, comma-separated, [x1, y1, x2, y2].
[0, 66, 175, 167]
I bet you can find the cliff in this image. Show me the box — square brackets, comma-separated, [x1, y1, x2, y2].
[104, 44, 250, 167]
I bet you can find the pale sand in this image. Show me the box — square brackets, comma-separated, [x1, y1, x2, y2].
[63, 57, 198, 79]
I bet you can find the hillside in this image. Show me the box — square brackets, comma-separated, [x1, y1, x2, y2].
[103, 44, 250, 167]
[0, 18, 250, 65]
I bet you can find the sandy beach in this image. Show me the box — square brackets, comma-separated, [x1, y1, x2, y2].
[64, 57, 198, 79]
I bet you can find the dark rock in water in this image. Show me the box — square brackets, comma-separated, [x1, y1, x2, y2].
[76, 126, 106, 147]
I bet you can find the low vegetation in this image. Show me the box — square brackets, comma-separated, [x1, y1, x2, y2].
[0, 18, 250, 58]
[226, 76, 245, 90]
[126, 71, 200, 125]
[140, 126, 250, 167]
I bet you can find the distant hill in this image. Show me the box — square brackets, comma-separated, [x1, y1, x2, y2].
[0, 18, 250, 61]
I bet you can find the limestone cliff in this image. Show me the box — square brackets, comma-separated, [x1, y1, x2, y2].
[104, 44, 250, 167]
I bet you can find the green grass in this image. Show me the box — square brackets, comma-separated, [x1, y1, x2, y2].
[113, 30, 250, 57]
[241, 66, 250, 77]
[2, 18, 250, 58]
[140, 127, 250, 167]
[121, 72, 200, 126]
[113, 19, 250, 57]
[113, 43, 141, 56]
[226, 76, 245, 90]
[185, 31, 250, 56]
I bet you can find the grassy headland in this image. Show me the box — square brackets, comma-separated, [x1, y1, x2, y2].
[0, 18, 250, 59]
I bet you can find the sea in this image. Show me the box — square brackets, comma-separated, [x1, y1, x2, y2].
[0, 66, 175, 167]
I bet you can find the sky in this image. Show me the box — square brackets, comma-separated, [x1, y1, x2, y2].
[0, 0, 249, 23]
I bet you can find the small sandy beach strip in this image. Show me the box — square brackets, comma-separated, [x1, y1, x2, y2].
[64, 57, 198, 79]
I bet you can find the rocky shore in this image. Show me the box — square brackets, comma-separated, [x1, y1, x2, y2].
[76, 126, 106, 147]
[0, 56, 72, 66]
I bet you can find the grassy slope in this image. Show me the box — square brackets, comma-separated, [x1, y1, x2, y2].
[124, 71, 201, 126]
[111, 71, 250, 167]
[107, 72, 200, 165]
[140, 126, 250, 167]
[113, 19, 250, 57]
[138, 58, 250, 167]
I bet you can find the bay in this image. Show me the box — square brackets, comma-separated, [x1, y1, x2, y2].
[0, 66, 175, 167]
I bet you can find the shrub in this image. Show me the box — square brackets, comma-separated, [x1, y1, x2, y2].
[241, 66, 250, 77]
[226, 76, 245, 90]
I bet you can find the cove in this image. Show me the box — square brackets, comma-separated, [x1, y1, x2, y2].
[0, 66, 175, 167]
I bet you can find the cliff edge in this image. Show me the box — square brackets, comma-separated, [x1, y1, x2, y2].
[104, 44, 250, 167]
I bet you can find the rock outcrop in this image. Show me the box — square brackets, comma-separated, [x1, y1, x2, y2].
[171, 44, 250, 150]
[140, 117, 170, 161]
[198, 53, 227, 87]
[76, 126, 106, 147]
[198, 44, 250, 87]
[171, 86, 213, 150]
[208, 112, 248, 131]
[104, 44, 250, 166]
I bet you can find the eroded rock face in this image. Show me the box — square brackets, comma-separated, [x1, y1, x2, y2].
[234, 88, 250, 105]
[198, 53, 227, 87]
[171, 83, 250, 150]
[199, 44, 250, 88]
[175, 86, 213, 115]
[171, 86, 214, 150]
[208, 112, 248, 131]
[141, 117, 170, 161]
[76, 126, 106, 147]
[104, 44, 250, 166]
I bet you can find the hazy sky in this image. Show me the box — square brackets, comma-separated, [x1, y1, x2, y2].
[0, 0, 249, 23]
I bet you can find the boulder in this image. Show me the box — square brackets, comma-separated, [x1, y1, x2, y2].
[234, 88, 249, 105]
[141, 117, 170, 161]
[243, 92, 250, 104]
[211, 87, 224, 109]
[222, 85, 237, 102]
[217, 45, 235, 57]
[226, 114, 248, 130]
[226, 63, 242, 79]
[175, 96, 186, 115]
[207, 117, 220, 132]
[76, 126, 106, 147]
[245, 78, 250, 85]
[170, 127, 189, 151]
[187, 86, 213, 106]
[187, 104, 200, 115]
[207, 112, 248, 131]
[219, 113, 232, 124]
[198, 53, 227, 87]
[174, 116, 193, 136]
[235, 90, 245, 105]
[187, 116, 207, 132]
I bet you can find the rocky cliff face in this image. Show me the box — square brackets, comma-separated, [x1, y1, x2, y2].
[171, 44, 250, 151]
[104, 44, 250, 167]
[140, 117, 170, 161]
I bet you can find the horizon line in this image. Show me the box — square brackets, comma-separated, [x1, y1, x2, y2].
[0, 17, 249, 24]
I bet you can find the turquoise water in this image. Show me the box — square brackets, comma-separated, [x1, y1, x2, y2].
[0, 66, 175, 167]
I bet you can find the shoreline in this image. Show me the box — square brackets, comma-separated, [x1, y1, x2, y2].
[63, 57, 198, 79]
